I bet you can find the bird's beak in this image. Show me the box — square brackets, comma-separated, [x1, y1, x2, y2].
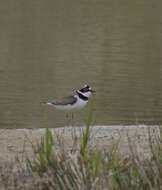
[90, 89, 96, 93]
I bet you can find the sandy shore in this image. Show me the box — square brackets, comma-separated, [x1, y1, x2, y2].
[0, 125, 160, 164]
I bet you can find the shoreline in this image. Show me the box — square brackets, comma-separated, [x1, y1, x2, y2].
[0, 125, 160, 164]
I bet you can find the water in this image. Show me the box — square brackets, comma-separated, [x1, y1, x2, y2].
[0, 0, 162, 129]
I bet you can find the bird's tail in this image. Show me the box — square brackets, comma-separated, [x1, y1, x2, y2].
[41, 102, 53, 106]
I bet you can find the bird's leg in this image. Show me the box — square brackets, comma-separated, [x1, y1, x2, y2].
[65, 113, 70, 127]
[71, 112, 74, 126]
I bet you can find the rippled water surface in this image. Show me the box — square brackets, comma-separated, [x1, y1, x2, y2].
[0, 1, 162, 128]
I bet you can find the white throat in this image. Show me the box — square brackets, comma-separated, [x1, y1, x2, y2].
[77, 90, 91, 98]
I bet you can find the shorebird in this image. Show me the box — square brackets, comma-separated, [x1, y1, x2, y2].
[42, 84, 96, 125]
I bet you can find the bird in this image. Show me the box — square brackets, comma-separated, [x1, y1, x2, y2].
[41, 84, 96, 125]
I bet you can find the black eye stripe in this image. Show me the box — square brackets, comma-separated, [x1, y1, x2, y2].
[80, 87, 89, 92]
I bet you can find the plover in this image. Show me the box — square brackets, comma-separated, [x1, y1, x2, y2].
[42, 84, 95, 125]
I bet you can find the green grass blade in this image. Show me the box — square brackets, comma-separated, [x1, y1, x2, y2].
[80, 98, 94, 156]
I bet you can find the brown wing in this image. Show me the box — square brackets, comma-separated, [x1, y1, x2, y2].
[52, 95, 77, 105]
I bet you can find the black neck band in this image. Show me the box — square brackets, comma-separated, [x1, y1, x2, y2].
[76, 91, 88, 101]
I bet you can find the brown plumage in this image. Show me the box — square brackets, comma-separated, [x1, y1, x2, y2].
[51, 95, 77, 105]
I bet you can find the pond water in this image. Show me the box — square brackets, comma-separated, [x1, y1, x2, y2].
[0, 0, 162, 129]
